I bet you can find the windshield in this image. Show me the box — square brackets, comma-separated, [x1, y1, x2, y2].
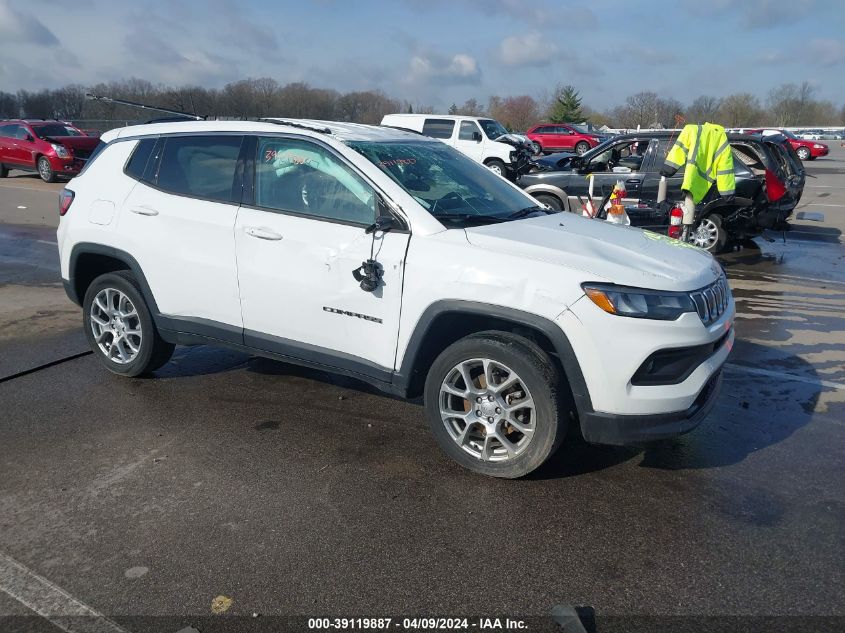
[478, 119, 510, 140]
[570, 124, 589, 134]
[348, 140, 540, 226]
[33, 124, 83, 138]
[780, 129, 797, 140]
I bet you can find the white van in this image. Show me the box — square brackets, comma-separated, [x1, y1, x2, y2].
[381, 114, 525, 177]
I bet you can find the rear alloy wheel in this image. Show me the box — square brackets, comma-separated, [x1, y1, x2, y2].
[796, 146, 811, 161]
[691, 214, 728, 254]
[575, 141, 590, 155]
[424, 332, 566, 478]
[37, 156, 57, 183]
[486, 159, 506, 177]
[83, 271, 174, 376]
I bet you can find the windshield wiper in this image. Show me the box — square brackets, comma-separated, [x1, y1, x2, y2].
[507, 205, 554, 219]
[431, 212, 507, 224]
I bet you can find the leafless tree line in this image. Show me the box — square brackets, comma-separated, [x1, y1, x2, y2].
[0, 77, 842, 131]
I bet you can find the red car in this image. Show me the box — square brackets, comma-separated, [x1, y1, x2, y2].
[746, 128, 829, 161]
[525, 123, 607, 156]
[0, 119, 100, 182]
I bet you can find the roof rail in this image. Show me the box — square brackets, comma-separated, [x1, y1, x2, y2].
[261, 118, 332, 135]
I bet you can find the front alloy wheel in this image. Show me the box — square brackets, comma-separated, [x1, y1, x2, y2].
[37, 156, 56, 183]
[439, 358, 536, 462]
[424, 332, 566, 478]
[796, 147, 811, 161]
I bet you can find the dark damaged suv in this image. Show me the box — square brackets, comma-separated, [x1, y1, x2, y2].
[518, 131, 805, 253]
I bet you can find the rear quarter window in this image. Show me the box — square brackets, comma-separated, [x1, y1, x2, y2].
[422, 119, 456, 139]
[123, 138, 156, 180]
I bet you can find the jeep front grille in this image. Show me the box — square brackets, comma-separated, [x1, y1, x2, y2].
[689, 274, 731, 325]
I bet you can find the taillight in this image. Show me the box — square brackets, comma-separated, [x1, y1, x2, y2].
[668, 206, 683, 239]
[59, 189, 75, 216]
[764, 168, 786, 202]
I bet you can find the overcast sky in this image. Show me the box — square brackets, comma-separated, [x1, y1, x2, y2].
[1, 0, 843, 110]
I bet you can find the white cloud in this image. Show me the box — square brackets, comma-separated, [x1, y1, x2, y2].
[0, 0, 59, 46]
[409, 53, 481, 84]
[806, 38, 845, 66]
[498, 31, 557, 67]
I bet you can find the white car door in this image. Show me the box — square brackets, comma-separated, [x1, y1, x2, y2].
[454, 120, 485, 162]
[117, 135, 245, 332]
[234, 135, 410, 375]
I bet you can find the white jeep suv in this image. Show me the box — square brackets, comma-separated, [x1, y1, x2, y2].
[57, 118, 734, 478]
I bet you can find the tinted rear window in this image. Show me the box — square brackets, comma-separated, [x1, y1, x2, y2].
[124, 138, 156, 181]
[156, 135, 243, 203]
[422, 119, 455, 139]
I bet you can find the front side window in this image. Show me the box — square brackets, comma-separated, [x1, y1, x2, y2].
[458, 121, 481, 141]
[586, 139, 650, 173]
[349, 140, 540, 227]
[255, 137, 376, 225]
[156, 135, 243, 203]
[422, 119, 456, 139]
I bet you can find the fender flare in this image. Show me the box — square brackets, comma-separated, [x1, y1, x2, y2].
[66, 242, 161, 316]
[394, 300, 593, 416]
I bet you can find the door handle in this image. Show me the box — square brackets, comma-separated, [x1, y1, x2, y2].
[244, 226, 283, 241]
[130, 206, 159, 216]
[627, 179, 642, 186]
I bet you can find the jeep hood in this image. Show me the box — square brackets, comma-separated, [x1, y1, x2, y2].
[463, 213, 721, 291]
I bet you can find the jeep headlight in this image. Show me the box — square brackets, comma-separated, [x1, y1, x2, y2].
[51, 143, 70, 159]
[582, 283, 695, 320]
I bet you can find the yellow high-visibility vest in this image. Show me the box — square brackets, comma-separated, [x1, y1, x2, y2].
[663, 123, 735, 203]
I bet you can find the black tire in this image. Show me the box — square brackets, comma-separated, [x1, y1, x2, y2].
[0, 164, 8, 178]
[693, 214, 728, 254]
[796, 147, 810, 161]
[533, 193, 564, 211]
[37, 156, 57, 183]
[485, 159, 507, 177]
[575, 141, 590, 155]
[423, 331, 566, 478]
[530, 142, 542, 156]
[82, 271, 174, 377]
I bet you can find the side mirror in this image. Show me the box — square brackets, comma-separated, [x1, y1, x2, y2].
[365, 214, 398, 234]
[472, 131, 482, 142]
[24, 133, 34, 142]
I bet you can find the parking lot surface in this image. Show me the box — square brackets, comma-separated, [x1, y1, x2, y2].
[1, 151, 844, 632]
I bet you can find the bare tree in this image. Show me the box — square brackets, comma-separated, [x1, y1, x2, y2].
[686, 95, 722, 124]
[614, 91, 661, 128]
[52, 85, 86, 119]
[488, 95, 539, 131]
[17, 90, 55, 118]
[0, 91, 19, 118]
[717, 93, 762, 127]
[458, 98, 484, 116]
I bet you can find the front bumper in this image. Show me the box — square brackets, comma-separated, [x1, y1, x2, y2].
[47, 155, 84, 175]
[579, 370, 723, 445]
[811, 147, 829, 157]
